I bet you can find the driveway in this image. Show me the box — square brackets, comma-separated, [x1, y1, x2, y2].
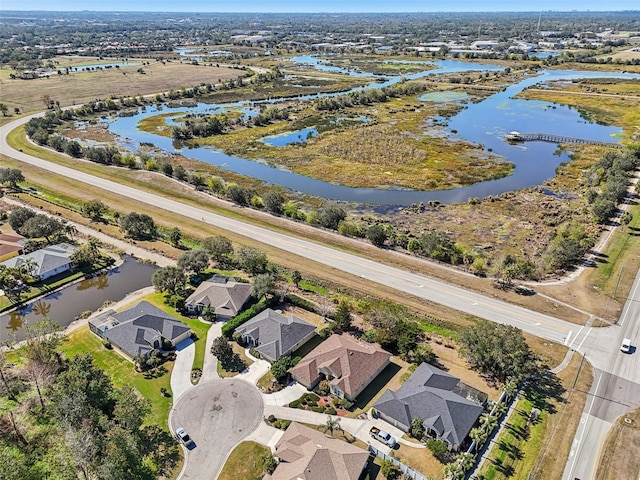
[170, 338, 195, 401]
[170, 379, 264, 479]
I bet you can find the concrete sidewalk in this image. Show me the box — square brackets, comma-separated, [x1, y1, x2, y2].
[170, 338, 195, 401]
[264, 405, 398, 454]
[262, 382, 307, 406]
[201, 321, 222, 382]
[237, 349, 271, 385]
[244, 421, 285, 452]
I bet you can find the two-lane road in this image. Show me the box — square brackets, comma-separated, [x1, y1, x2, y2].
[3, 114, 639, 479]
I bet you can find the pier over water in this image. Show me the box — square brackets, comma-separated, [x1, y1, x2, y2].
[505, 131, 622, 147]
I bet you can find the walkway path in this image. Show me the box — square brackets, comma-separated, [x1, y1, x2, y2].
[200, 321, 222, 382]
[170, 338, 195, 401]
[236, 348, 271, 385]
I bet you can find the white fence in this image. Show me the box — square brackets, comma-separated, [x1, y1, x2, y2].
[367, 445, 428, 480]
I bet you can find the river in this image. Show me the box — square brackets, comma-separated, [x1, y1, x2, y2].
[0, 256, 157, 343]
[104, 55, 639, 206]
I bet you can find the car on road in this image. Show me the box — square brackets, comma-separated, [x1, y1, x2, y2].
[175, 427, 195, 448]
[620, 338, 632, 353]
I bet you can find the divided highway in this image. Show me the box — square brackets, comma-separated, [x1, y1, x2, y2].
[2, 114, 639, 480]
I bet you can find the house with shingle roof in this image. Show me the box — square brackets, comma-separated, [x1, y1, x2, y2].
[0, 233, 25, 262]
[264, 422, 369, 480]
[88, 301, 191, 360]
[235, 308, 316, 362]
[1, 243, 76, 280]
[373, 363, 486, 451]
[289, 334, 391, 401]
[184, 277, 251, 320]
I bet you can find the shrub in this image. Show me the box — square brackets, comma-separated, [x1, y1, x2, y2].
[340, 398, 354, 410]
[317, 380, 331, 396]
[221, 296, 277, 337]
[332, 397, 341, 406]
[102, 339, 112, 350]
[325, 407, 337, 415]
[311, 405, 324, 413]
[289, 399, 301, 409]
[267, 414, 277, 423]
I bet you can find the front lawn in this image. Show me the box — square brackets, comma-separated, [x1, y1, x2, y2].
[217, 342, 253, 377]
[59, 325, 173, 429]
[217, 441, 270, 480]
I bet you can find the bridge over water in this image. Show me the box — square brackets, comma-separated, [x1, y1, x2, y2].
[505, 131, 622, 147]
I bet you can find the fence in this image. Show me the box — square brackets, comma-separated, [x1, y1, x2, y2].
[367, 445, 428, 480]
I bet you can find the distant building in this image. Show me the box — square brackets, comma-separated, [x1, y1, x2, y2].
[0, 233, 25, 262]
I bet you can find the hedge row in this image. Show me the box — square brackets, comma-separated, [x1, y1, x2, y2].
[221, 296, 278, 338]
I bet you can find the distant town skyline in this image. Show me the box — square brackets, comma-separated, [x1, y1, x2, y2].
[2, 0, 639, 12]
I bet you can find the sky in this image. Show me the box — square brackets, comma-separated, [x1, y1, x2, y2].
[1, 0, 639, 12]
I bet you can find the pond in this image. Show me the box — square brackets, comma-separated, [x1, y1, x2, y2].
[418, 91, 468, 103]
[262, 127, 318, 146]
[0, 256, 157, 343]
[103, 56, 639, 206]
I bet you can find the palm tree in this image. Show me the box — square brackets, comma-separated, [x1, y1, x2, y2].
[63, 223, 79, 240]
[470, 427, 487, 449]
[503, 377, 519, 401]
[479, 413, 498, 432]
[322, 416, 342, 437]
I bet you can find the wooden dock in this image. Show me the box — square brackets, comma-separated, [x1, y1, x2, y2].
[505, 131, 621, 147]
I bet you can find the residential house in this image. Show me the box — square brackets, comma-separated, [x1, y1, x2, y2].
[184, 276, 251, 320]
[264, 422, 369, 480]
[1, 243, 77, 280]
[89, 301, 191, 360]
[373, 363, 486, 451]
[289, 334, 391, 401]
[0, 233, 25, 262]
[235, 308, 316, 362]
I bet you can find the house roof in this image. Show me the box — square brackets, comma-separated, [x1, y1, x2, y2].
[1, 243, 77, 277]
[184, 279, 251, 317]
[289, 334, 391, 398]
[0, 233, 26, 245]
[264, 422, 369, 480]
[100, 301, 190, 358]
[235, 308, 316, 361]
[373, 363, 484, 448]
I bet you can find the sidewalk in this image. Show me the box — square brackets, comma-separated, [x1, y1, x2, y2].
[244, 421, 285, 452]
[236, 348, 271, 385]
[201, 321, 222, 382]
[170, 337, 195, 401]
[262, 382, 307, 406]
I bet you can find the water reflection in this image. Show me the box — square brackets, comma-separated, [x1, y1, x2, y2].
[0, 256, 156, 343]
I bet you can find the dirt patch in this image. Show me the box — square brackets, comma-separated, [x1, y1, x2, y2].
[0, 58, 242, 114]
[596, 408, 640, 480]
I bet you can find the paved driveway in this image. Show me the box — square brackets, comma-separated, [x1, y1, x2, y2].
[171, 379, 264, 479]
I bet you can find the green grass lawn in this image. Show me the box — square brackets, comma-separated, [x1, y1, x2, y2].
[217, 441, 270, 480]
[142, 292, 211, 373]
[478, 396, 546, 480]
[217, 342, 253, 377]
[59, 325, 174, 429]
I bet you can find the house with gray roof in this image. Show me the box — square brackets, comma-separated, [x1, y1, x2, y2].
[184, 277, 251, 320]
[235, 308, 316, 362]
[1, 243, 77, 280]
[89, 301, 191, 360]
[373, 363, 485, 451]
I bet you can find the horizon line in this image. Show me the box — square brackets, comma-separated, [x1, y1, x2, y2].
[1, 9, 640, 13]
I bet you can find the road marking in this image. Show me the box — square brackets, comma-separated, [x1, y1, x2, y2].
[575, 327, 593, 353]
[564, 331, 572, 346]
[567, 373, 603, 478]
[619, 274, 640, 327]
[567, 325, 584, 350]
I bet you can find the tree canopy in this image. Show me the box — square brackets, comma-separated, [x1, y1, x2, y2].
[458, 319, 541, 383]
[119, 212, 156, 240]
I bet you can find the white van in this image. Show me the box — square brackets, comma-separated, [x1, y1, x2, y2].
[620, 338, 632, 353]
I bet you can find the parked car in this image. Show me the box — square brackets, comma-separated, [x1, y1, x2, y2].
[620, 338, 632, 353]
[175, 427, 194, 447]
[370, 426, 397, 448]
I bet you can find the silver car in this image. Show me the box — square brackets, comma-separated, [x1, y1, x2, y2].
[175, 427, 195, 447]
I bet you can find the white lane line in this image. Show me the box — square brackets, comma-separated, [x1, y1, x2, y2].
[619, 275, 640, 327]
[567, 372, 603, 478]
[567, 324, 585, 350]
[564, 331, 573, 346]
[575, 327, 593, 353]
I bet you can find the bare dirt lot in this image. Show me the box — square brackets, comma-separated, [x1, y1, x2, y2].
[596, 407, 640, 480]
[0, 58, 243, 114]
